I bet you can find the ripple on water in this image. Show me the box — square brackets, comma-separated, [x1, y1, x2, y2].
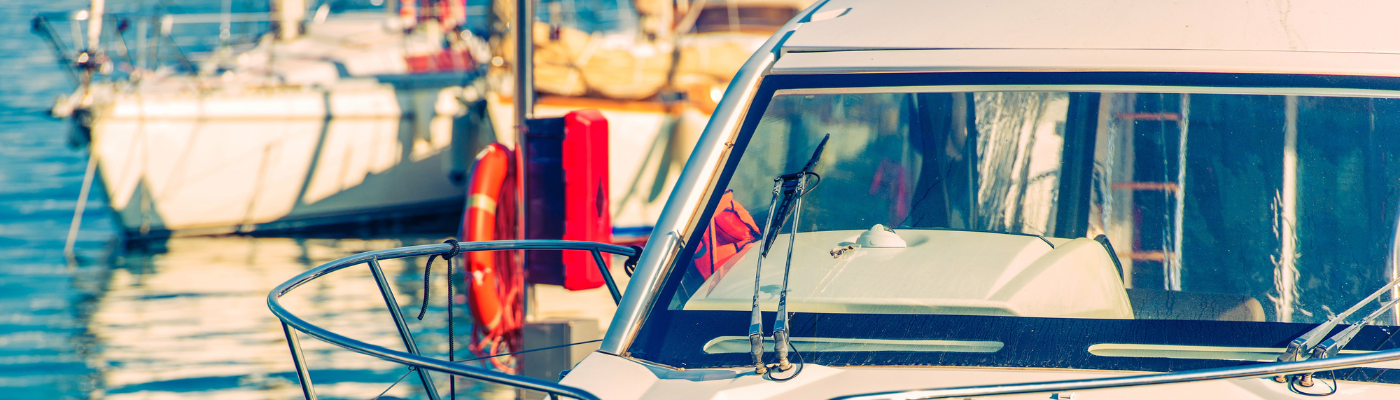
[0, 0, 509, 398]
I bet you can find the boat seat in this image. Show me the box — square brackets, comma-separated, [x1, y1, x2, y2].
[1125, 289, 1266, 322]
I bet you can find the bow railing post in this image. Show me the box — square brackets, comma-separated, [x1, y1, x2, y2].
[368, 256, 442, 400]
[281, 321, 317, 400]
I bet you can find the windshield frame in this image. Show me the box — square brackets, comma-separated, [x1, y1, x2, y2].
[624, 71, 1400, 381]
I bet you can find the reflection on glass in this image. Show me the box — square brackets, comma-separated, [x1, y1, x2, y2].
[685, 89, 1400, 326]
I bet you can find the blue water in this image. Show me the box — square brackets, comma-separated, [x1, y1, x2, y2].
[0, 1, 501, 399]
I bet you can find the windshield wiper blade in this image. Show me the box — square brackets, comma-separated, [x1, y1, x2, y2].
[1277, 276, 1400, 363]
[761, 135, 830, 256]
[746, 134, 829, 376]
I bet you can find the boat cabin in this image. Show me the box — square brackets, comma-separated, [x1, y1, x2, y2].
[577, 0, 1400, 398]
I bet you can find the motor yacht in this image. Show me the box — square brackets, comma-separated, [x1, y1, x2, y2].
[270, 0, 1400, 398]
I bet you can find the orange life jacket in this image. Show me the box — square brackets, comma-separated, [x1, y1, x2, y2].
[692, 190, 761, 281]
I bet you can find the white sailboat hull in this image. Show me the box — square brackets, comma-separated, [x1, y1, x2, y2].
[86, 83, 474, 237]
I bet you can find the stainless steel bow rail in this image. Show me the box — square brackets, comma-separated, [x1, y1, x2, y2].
[268, 240, 634, 400]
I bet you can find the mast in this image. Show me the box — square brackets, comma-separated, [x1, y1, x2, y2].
[271, 0, 305, 41]
[514, 0, 533, 263]
[86, 0, 104, 50]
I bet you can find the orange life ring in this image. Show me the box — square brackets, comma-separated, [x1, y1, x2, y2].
[464, 143, 508, 330]
[460, 143, 523, 371]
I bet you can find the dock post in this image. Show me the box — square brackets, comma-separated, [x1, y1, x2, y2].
[513, 1, 534, 255]
[513, 2, 535, 388]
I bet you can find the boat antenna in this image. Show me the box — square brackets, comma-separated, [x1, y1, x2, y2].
[746, 134, 829, 377]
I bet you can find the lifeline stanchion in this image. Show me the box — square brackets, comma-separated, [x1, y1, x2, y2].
[370, 257, 440, 400]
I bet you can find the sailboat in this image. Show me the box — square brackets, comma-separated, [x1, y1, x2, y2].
[33, 0, 488, 238]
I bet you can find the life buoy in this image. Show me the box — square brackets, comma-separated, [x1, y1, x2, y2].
[461, 143, 523, 371]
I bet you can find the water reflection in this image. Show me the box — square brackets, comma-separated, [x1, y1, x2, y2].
[0, 0, 511, 397]
[94, 236, 510, 400]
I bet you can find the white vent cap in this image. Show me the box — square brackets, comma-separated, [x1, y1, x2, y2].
[856, 224, 906, 248]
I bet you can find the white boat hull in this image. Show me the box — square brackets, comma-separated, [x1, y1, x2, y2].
[85, 83, 475, 237]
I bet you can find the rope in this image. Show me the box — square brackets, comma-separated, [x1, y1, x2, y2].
[414, 240, 462, 398]
[446, 240, 458, 400]
[623, 245, 643, 277]
[417, 240, 462, 320]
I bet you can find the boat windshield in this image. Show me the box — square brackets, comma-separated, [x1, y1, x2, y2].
[628, 73, 1400, 382]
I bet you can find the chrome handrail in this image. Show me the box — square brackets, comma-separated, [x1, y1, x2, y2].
[268, 240, 636, 400]
[833, 345, 1400, 400]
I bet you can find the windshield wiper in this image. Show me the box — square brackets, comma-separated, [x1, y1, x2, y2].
[1276, 277, 1400, 388]
[747, 134, 829, 376]
[1276, 276, 1400, 364]
[1273, 274, 1400, 388]
[1309, 295, 1400, 360]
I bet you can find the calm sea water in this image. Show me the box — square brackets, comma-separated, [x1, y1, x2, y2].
[0, 1, 506, 399]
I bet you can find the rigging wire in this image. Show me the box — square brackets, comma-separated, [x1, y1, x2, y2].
[463, 339, 603, 362]
[370, 367, 417, 400]
[413, 240, 602, 395]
